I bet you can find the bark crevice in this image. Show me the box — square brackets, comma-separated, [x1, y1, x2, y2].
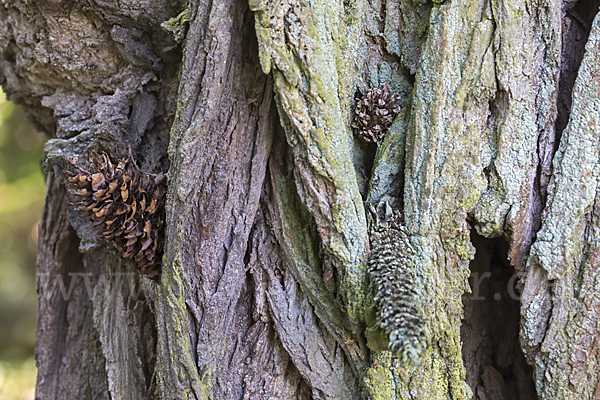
[462, 230, 537, 400]
[556, 0, 600, 146]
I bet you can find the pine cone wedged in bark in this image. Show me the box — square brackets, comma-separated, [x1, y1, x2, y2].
[65, 152, 166, 281]
[352, 83, 402, 143]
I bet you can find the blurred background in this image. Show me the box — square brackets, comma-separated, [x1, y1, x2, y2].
[0, 88, 46, 399]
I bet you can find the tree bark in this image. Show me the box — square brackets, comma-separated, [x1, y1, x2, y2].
[1, 0, 600, 399]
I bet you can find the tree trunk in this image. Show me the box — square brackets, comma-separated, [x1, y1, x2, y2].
[1, 0, 600, 398]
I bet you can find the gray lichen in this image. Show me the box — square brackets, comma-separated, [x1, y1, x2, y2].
[521, 11, 600, 399]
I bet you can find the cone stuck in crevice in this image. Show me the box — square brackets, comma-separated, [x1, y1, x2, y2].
[65, 152, 166, 281]
[352, 83, 402, 143]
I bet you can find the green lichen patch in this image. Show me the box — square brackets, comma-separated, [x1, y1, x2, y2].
[252, 0, 370, 331]
[156, 257, 209, 399]
[160, 9, 190, 43]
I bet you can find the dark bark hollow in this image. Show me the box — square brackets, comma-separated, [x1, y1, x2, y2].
[2, 0, 600, 398]
[462, 231, 537, 400]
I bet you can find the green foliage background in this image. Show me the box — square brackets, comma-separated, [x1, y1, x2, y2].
[0, 89, 46, 399]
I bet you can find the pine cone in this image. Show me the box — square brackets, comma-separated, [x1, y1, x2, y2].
[366, 200, 426, 366]
[65, 152, 166, 281]
[352, 83, 402, 143]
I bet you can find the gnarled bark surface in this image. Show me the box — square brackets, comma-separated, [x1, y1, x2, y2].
[1, 0, 600, 398]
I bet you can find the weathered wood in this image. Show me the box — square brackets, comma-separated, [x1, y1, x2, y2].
[35, 172, 110, 399]
[157, 1, 303, 398]
[3, 0, 600, 398]
[522, 10, 600, 398]
[1, 0, 179, 398]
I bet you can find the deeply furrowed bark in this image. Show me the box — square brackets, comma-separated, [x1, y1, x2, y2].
[2, 0, 600, 399]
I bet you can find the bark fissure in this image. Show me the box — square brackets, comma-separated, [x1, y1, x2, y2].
[555, 0, 600, 147]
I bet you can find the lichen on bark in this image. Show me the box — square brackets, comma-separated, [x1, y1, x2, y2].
[396, 0, 498, 396]
[521, 11, 600, 399]
[251, 0, 370, 332]
[4, 0, 600, 397]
